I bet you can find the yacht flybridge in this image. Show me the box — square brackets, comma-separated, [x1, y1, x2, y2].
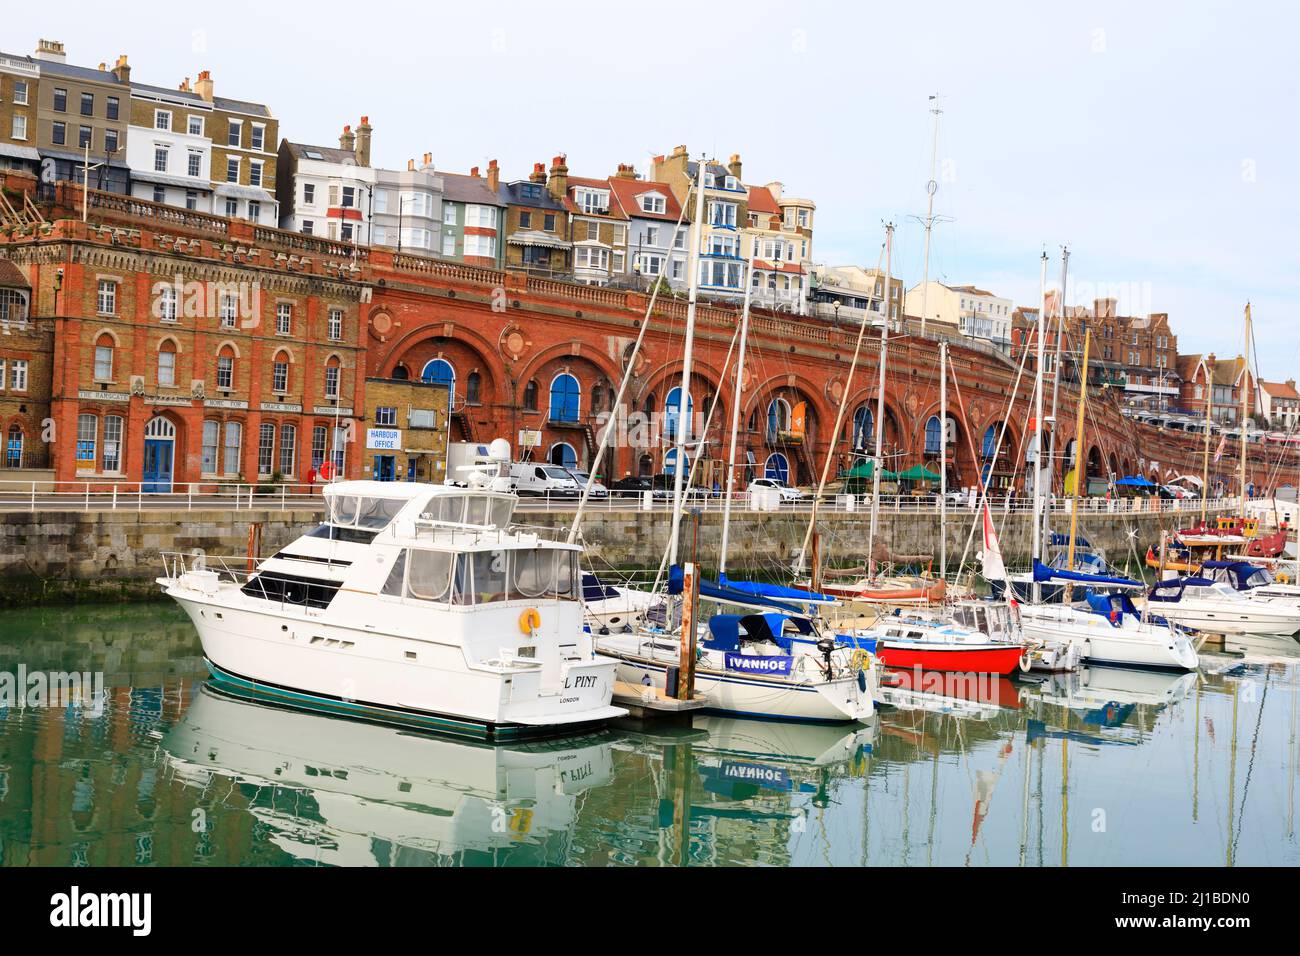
[158, 441, 625, 741]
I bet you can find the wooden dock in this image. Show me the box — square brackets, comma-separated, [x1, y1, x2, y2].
[611, 680, 705, 728]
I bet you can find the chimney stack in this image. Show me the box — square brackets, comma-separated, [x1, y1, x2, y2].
[355, 116, 372, 167]
[728, 153, 742, 179]
[614, 163, 637, 180]
[547, 154, 568, 201]
[179, 76, 191, 92]
[34, 39, 67, 63]
[339, 124, 355, 153]
[421, 152, 433, 170]
[407, 158, 415, 172]
[111, 54, 131, 85]
[529, 162, 547, 184]
[469, 165, 479, 178]
[487, 158, 499, 191]
[195, 70, 214, 103]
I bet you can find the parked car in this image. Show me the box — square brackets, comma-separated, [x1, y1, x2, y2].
[609, 476, 670, 499]
[508, 462, 581, 497]
[651, 473, 712, 499]
[567, 469, 608, 499]
[748, 477, 804, 502]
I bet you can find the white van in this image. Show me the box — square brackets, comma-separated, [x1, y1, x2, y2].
[509, 462, 582, 498]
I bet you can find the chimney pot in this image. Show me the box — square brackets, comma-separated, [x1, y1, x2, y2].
[470, 166, 479, 177]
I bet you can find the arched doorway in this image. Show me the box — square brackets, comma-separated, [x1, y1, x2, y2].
[764, 452, 790, 483]
[421, 359, 456, 400]
[143, 416, 177, 492]
[549, 373, 580, 422]
[548, 442, 578, 469]
[851, 405, 873, 453]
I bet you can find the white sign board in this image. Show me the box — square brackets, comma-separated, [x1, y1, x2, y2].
[366, 428, 402, 451]
[519, 429, 542, 449]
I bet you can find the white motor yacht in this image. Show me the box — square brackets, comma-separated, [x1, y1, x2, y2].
[1146, 574, 1300, 637]
[158, 442, 624, 741]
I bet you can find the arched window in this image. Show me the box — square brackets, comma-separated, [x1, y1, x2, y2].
[548, 442, 577, 469]
[392, 364, 410, 381]
[94, 333, 114, 381]
[421, 359, 455, 390]
[272, 350, 290, 393]
[466, 371, 481, 405]
[638, 453, 653, 477]
[549, 373, 580, 422]
[591, 381, 605, 414]
[764, 453, 789, 483]
[749, 407, 760, 431]
[323, 356, 341, 399]
[523, 379, 539, 411]
[663, 448, 690, 475]
[157, 340, 177, 387]
[216, 345, 235, 391]
[664, 387, 693, 440]
[982, 425, 999, 460]
[5, 424, 23, 468]
[924, 416, 942, 455]
[852, 405, 873, 451]
[643, 392, 656, 418]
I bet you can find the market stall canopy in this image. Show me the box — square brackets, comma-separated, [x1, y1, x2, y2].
[897, 464, 942, 482]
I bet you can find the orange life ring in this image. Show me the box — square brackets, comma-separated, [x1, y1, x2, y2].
[318, 461, 336, 481]
[519, 608, 541, 635]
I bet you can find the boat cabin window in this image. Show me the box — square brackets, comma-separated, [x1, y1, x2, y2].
[421, 493, 515, 529]
[384, 546, 578, 605]
[241, 570, 342, 609]
[325, 494, 407, 532]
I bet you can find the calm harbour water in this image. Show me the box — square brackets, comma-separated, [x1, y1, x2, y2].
[0, 603, 1296, 867]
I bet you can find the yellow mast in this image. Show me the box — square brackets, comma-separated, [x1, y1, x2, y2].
[1239, 303, 1252, 509]
[1200, 356, 1215, 523]
[1064, 329, 1091, 603]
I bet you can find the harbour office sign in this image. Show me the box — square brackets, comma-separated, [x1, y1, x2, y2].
[366, 428, 402, 450]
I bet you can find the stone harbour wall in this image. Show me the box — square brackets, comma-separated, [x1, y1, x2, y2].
[0, 503, 1215, 606]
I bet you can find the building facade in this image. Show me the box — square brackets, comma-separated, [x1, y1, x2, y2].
[372, 153, 444, 256]
[500, 164, 569, 278]
[0, 51, 41, 177]
[651, 147, 748, 303]
[195, 71, 278, 224]
[277, 120, 376, 244]
[905, 281, 1013, 348]
[1258, 379, 1300, 431]
[438, 163, 506, 269]
[32, 43, 131, 196]
[808, 265, 903, 326]
[126, 81, 214, 211]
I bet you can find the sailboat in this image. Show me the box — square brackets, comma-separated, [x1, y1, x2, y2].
[1146, 305, 1300, 639]
[1011, 319, 1199, 671]
[593, 160, 876, 723]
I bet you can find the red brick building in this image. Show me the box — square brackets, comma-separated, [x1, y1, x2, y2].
[1, 179, 1293, 496]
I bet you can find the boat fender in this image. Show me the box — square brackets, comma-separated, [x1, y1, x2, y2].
[1278, 572, 1291, 584]
[519, 607, 541, 635]
[1018, 650, 1033, 673]
[857, 669, 867, 693]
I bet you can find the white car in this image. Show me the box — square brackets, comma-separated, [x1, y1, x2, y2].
[749, 478, 804, 502]
[567, 470, 608, 499]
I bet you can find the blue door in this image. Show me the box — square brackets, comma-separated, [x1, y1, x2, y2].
[374, 455, 396, 481]
[765, 453, 789, 483]
[143, 439, 173, 493]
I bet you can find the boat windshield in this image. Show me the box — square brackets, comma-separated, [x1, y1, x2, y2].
[326, 495, 407, 531]
[382, 545, 578, 605]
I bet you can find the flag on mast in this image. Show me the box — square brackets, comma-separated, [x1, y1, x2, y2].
[979, 500, 1010, 590]
[1213, 434, 1226, 463]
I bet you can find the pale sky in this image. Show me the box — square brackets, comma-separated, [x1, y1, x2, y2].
[11, 0, 1298, 377]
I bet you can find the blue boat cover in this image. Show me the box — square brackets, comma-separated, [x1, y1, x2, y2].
[581, 573, 622, 602]
[704, 614, 742, 651]
[667, 564, 805, 614]
[1032, 559, 1140, 588]
[1148, 576, 1215, 601]
[718, 573, 837, 604]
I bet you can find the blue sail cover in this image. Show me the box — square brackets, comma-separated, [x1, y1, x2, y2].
[1032, 559, 1140, 588]
[718, 573, 837, 605]
[667, 565, 805, 614]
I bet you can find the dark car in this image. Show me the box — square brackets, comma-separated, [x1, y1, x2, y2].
[609, 476, 663, 498]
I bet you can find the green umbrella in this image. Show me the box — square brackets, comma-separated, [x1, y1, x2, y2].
[897, 464, 942, 482]
[844, 460, 897, 481]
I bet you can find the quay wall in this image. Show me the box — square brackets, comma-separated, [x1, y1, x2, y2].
[0, 505, 1208, 606]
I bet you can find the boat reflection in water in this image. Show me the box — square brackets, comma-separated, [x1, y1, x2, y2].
[878, 665, 1023, 719]
[161, 685, 615, 866]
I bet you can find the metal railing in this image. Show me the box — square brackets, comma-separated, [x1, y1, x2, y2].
[0, 478, 1242, 518]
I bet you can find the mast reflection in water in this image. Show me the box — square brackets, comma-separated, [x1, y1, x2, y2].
[0, 604, 1296, 866]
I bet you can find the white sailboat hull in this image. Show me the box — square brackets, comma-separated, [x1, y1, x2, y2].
[1018, 604, 1199, 671]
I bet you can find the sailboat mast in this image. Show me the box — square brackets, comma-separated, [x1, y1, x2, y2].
[719, 254, 756, 576]
[1032, 251, 1048, 604]
[918, 95, 941, 339]
[867, 222, 894, 582]
[1200, 355, 1214, 523]
[1048, 246, 1069, 494]
[1064, 328, 1091, 603]
[667, 159, 709, 567]
[939, 341, 948, 579]
[1239, 303, 1252, 510]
